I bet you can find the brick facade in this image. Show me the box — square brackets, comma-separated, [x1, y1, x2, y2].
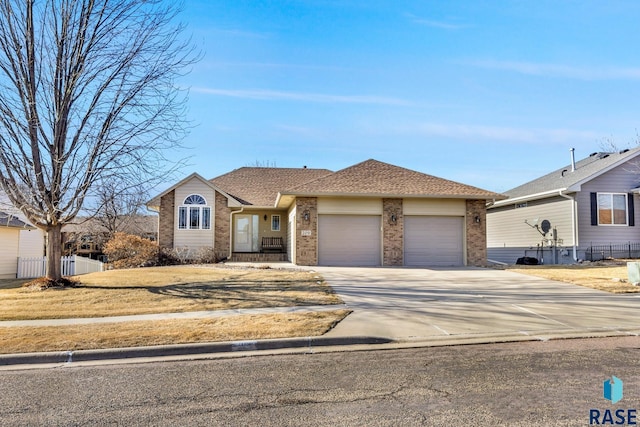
[158, 190, 175, 249]
[382, 198, 403, 266]
[214, 191, 231, 260]
[294, 197, 318, 266]
[466, 199, 487, 267]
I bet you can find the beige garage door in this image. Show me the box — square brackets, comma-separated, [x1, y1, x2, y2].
[405, 216, 464, 266]
[318, 215, 381, 266]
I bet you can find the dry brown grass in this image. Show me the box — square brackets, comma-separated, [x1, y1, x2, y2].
[0, 310, 351, 354]
[506, 262, 640, 293]
[0, 266, 342, 321]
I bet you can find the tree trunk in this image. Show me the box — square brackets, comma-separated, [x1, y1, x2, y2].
[46, 225, 63, 281]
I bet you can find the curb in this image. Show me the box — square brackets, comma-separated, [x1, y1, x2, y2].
[0, 336, 393, 366]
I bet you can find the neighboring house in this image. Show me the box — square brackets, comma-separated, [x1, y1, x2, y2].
[487, 147, 640, 264]
[0, 211, 44, 279]
[62, 215, 158, 260]
[147, 159, 503, 267]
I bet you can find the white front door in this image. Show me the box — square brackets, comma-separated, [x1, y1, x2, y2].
[234, 214, 259, 252]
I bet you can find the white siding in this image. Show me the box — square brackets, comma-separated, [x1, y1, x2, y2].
[287, 206, 296, 263]
[487, 196, 574, 247]
[403, 199, 466, 216]
[0, 228, 19, 279]
[577, 161, 640, 245]
[317, 198, 382, 215]
[19, 229, 45, 258]
[173, 177, 216, 249]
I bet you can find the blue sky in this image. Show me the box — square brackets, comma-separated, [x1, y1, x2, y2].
[175, 0, 640, 193]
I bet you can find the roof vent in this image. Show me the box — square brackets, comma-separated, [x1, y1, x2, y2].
[599, 153, 610, 159]
[570, 148, 576, 172]
[620, 149, 630, 154]
[589, 152, 598, 157]
[561, 169, 568, 177]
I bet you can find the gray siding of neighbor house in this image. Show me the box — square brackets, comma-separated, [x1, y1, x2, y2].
[488, 246, 579, 265]
[487, 196, 574, 265]
[576, 162, 640, 246]
[487, 196, 574, 246]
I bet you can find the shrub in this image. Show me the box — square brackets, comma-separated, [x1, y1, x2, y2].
[103, 232, 159, 269]
[194, 247, 218, 264]
[156, 246, 218, 266]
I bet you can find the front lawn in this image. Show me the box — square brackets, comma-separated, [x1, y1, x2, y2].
[0, 265, 348, 354]
[0, 265, 342, 321]
[506, 263, 640, 293]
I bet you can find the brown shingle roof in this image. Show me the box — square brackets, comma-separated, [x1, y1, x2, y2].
[210, 167, 333, 206]
[283, 159, 503, 199]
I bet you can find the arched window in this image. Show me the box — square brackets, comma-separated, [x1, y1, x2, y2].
[178, 194, 211, 230]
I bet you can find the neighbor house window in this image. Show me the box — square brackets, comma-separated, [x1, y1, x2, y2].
[597, 193, 627, 225]
[178, 194, 211, 230]
[271, 215, 281, 231]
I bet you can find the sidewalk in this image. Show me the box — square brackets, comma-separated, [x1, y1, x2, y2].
[0, 304, 349, 327]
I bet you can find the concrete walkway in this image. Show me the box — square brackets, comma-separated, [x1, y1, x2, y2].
[0, 304, 348, 327]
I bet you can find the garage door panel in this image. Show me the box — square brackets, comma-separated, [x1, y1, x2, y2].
[318, 215, 381, 266]
[405, 216, 463, 266]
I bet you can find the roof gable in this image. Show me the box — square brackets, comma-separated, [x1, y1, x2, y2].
[279, 159, 503, 200]
[497, 147, 640, 204]
[146, 173, 241, 210]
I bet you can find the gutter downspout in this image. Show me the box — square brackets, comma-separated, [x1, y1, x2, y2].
[229, 207, 244, 259]
[558, 190, 578, 262]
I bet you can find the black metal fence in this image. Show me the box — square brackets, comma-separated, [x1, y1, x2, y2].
[585, 242, 640, 261]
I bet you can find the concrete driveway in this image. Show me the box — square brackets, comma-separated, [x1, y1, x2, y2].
[316, 266, 640, 343]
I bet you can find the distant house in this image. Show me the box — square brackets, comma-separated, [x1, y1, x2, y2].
[147, 159, 504, 267]
[0, 211, 44, 279]
[487, 148, 640, 264]
[62, 215, 158, 260]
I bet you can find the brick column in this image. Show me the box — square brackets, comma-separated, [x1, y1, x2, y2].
[466, 199, 487, 267]
[295, 197, 318, 266]
[158, 190, 175, 249]
[214, 191, 231, 260]
[383, 198, 403, 266]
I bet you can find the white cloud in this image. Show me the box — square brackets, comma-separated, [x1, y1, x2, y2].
[373, 122, 601, 144]
[468, 60, 640, 80]
[406, 13, 468, 30]
[192, 87, 413, 106]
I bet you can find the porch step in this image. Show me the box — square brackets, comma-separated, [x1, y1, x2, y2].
[230, 253, 288, 263]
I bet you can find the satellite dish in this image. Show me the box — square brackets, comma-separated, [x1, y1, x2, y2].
[540, 220, 551, 234]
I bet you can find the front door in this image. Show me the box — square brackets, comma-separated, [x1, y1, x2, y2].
[234, 214, 259, 252]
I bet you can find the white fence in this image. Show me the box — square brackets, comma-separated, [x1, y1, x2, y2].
[17, 255, 104, 279]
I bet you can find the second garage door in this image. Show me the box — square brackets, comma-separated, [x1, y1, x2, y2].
[318, 215, 381, 266]
[404, 216, 464, 266]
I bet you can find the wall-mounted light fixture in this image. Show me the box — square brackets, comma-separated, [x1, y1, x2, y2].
[474, 215, 481, 224]
[302, 210, 310, 221]
[263, 214, 268, 221]
[390, 213, 397, 224]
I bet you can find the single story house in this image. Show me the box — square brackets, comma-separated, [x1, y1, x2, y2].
[0, 211, 45, 279]
[147, 159, 503, 267]
[487, 147, 640, 264]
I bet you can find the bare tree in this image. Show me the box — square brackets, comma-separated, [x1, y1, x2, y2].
[90, 178, 149, 238]
[0, 0, 195, 282]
